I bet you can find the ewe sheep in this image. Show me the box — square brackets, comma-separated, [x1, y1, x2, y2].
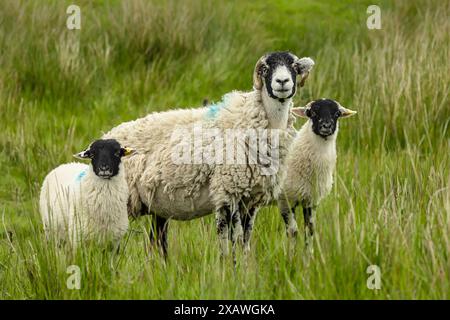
[39, 139, 135, 247]
[278, 99, 356, 250]
[103, 52, 314, 256]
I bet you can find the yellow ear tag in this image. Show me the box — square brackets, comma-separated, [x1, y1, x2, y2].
[124, 147, 135, 156]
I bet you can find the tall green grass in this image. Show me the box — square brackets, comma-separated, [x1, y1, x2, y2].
[0, 0, 449, 299]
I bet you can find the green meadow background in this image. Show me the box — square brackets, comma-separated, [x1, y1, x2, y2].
[0, 0, 449, 299]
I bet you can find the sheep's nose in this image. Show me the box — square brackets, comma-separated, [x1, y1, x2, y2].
[275, 78, 290, 85]
[322, 122, 332, 129]
[100, 164, 110, 171]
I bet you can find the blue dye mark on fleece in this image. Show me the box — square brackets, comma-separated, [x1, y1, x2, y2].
[206, 93, 232, 119]
[75, 170, 87, 183]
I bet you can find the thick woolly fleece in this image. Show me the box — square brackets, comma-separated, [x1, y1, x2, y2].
[280, 119, 337, 209]
[103, 90, 296, 220]
[39, 162, 129, 246]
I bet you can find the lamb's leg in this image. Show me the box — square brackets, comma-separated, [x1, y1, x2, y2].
[303, 207, 314, 253]
[216, 207, 231, 257]
[279, 198, 299, 239]
[242, 207, 258, 254]
[149, 214, 169, 258]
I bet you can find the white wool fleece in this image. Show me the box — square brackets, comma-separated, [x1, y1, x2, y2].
[280, 120, 337, 208]
[40, 162, 129, 246]
[103, 90, 296, 220]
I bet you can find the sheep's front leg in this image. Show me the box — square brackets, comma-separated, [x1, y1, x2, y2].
[303, 207, 314, 253]
[216, 207, 231, 257]
[230, 206, 244, 252]
[149, 214, 169, 258]
[242, 207, 258, 254]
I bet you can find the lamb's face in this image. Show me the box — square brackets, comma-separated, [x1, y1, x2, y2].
[308, 99, 341, 137]
[253, 52, 314, 102]
[292, 99, 357, 138]
[74, 139, 135, 179]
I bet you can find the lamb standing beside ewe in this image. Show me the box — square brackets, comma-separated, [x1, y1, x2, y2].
[103, 52, 315, 256]
[278, 99, 356, 249]
[39, 139, 135, 247]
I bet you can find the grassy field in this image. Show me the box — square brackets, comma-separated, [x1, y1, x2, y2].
[0, 0, 449, 299]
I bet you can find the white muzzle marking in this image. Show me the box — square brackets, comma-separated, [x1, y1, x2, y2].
[270, 65, 294, 99]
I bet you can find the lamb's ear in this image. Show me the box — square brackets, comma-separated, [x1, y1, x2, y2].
[292, 56, 315, 87]
[120, 147, 136, 157]
[73, 148, 91, 160]
[253, 54, 268, 90]
[291, 107, 308, 118]
[292, 101, 313, 118]
[337, 103, 357, 118]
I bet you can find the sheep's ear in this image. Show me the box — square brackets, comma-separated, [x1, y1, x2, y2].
[338, 103, 357, 118]
[292, 56, 315, 87]
[73, 149, 91, 160]
[121, 147, 136, 157]
[291, 107, 308, 118]
[253, 54, 268, 90]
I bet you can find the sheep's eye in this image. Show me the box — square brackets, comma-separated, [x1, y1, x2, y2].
[335, 112, 341, 118]
[309, 111, 316, 117]
[114, 151, 121, 158]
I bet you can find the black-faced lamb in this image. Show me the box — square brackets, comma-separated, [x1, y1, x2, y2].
[39, 139, 135, 247]
[278, 99, 356, 250]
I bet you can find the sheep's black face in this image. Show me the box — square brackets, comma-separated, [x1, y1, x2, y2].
[75, 139, 132, 179]
[307, 99, 341, 138]
[260, 52, 298, 102]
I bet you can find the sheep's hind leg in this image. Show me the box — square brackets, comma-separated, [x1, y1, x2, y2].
[303, 207, 314, 254]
